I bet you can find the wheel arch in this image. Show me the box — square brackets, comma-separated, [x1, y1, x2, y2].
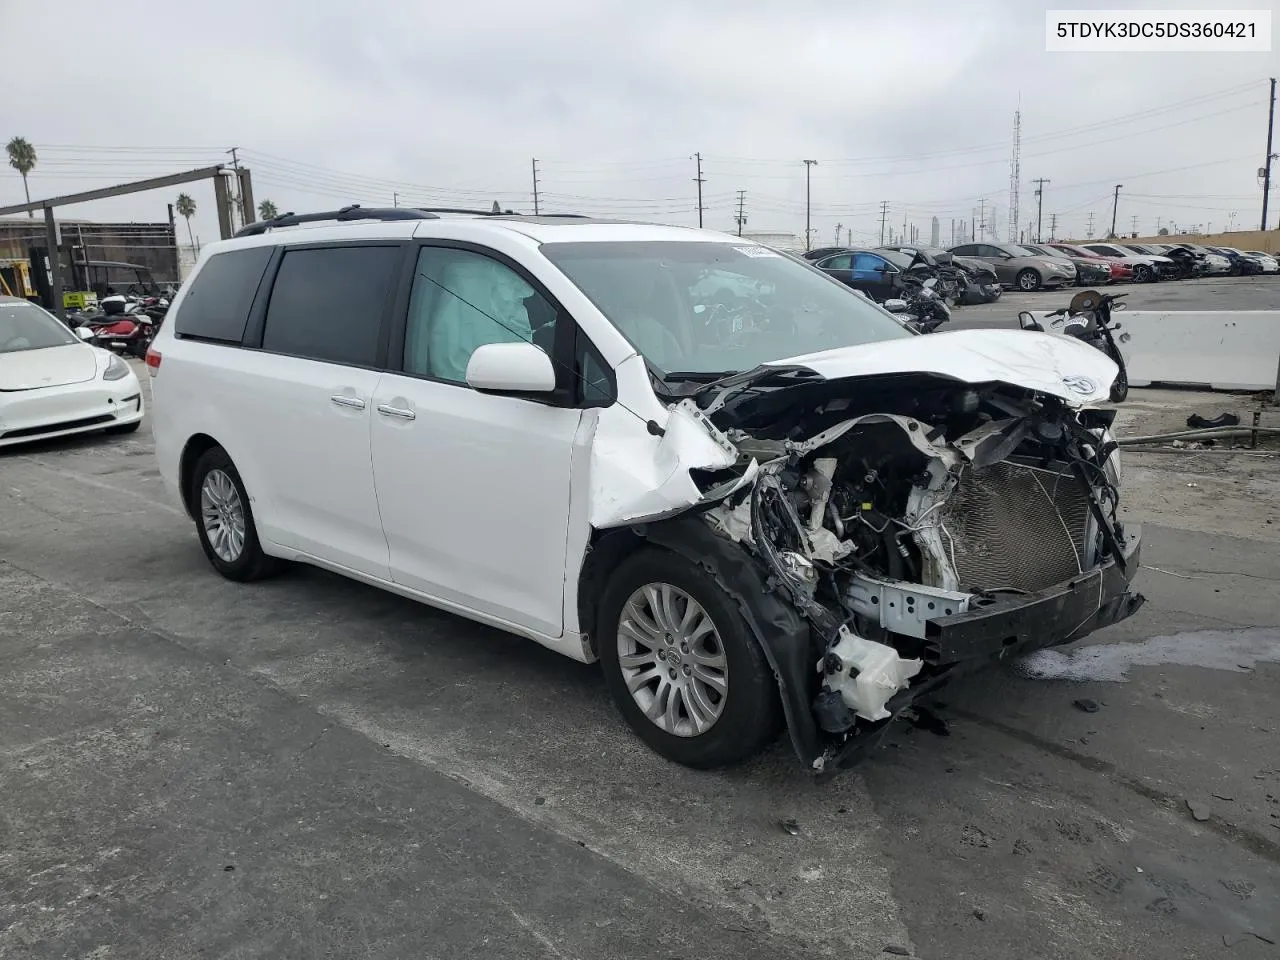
[178, 433, 223, 520]
[579, 516, 822, 767]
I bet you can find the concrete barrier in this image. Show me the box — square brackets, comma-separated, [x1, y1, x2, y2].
[1028, 311, 1280, 392]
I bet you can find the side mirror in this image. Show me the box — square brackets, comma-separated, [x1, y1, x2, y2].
[883, 299, 909, 314]
[76, 327, 94, 340]
[1017, 311, 1044, 332]
[465, 342, 557, 395]
[1112, 301, 1127, 311]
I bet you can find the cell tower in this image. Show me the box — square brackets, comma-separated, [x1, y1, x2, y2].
[1007, 104, 1021, 246]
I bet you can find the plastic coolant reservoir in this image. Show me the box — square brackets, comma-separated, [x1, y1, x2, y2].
[822, 627, 923, 723]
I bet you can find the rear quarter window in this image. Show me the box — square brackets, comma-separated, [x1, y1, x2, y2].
[174, 246, 273, 343]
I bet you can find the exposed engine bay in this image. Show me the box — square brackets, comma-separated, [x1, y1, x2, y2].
[649, 370, 1144, 772]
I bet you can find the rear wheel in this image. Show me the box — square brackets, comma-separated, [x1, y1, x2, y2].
[190, 446, 281, 582]
[597, 549, 781, 769]
[1016, 268, 1042, 291]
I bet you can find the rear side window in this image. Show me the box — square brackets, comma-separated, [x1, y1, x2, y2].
[261, 245, 400, 367]
[174, 246, 273, 343]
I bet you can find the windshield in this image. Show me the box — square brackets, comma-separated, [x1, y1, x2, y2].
[0, 300, 79, 353]
[541, 240, 911, 377]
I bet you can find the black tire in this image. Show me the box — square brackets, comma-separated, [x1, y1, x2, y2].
[104, 420, 141, 435]
[1016, 268, 1042, 292]
[597, 548, 782, 769]
[1109, 366, 1129, 403]
[1134, 264, 1154, 283]
[189, 446, 281, 582]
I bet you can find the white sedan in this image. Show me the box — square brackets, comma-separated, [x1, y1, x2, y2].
[1242, 250, 1280, 274]
[0, 296, 144, 448]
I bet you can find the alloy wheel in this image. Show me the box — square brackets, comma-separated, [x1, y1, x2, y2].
[616, 583, 729, 737]
[200, 469, 246, 563]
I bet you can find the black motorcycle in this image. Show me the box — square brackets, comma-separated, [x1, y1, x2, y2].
[1017, 289, 1131, 402]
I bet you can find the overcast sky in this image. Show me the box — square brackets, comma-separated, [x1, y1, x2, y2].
[4, 0, 1276, 249]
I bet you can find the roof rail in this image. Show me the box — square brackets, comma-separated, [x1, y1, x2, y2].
[234, 204, 439, 237]
[412, 206, 522, 216]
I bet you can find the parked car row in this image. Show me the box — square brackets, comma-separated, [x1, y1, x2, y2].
[804, 239, 1278, 299]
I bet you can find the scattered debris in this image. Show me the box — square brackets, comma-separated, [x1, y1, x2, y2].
[224, 865, 235, 872]
[972, 908, 986, 921]
[1224, 932, 1277, 948]
[1186, 482, 1199, 488]
[779, 818, 800, 836]
[534, 796, 546, 806]
[1185, 799, 1211, 822]
[907, 705, 951, 736]
[1187, 413, 1240, 429]
[883, 946, 912, 956]
[1212, 792, 1235, 802]
[1072, 698, 1100, 713]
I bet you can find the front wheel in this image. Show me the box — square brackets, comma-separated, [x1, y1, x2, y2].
[1134, 264, 1154, 283]
[1109, 364, 1129, 403]
[1016, 268, 1042, 291]
[597, 549, 782, 769]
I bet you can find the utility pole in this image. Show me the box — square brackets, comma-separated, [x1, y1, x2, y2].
[1130, 215, 1139, 236]
[1086, 211, 1096, 237]
[735, 190, 747, 236]
[531, 159, 540, 216]
[1031, 178, 1049, 242]
[693, 152, 706, 228]
[1049, 213, 1058, 239]
[1261, 77, 1277, 230]
[803, 160, 818, 250]
[393, 192, 399, 208]
[1109, 184, 1123, 238]
[834, 222, 842, 244]
[977, 198, 987, 240]
[878, 200, 890, 246]
[226, 147, 242, 229]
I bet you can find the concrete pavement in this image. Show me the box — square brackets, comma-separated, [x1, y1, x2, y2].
[2, 368, 1278, 960]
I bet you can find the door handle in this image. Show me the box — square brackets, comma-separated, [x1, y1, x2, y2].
[330, 395, 366, 410]
[376, 404, 416, 421]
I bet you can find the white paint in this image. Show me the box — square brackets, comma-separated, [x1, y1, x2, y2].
[1016, 627, 1280, 682]
[0, 340, 144, 449]
[771, 327, 1119, 406]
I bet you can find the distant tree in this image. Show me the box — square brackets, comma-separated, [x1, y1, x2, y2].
[1157, 226, 1170, 236]
[258, 199, 278, 220]
[175, 193, 198, 254]
[6, 136, 37, 218]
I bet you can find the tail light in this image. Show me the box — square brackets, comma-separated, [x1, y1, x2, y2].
[144, 348, 161, 376]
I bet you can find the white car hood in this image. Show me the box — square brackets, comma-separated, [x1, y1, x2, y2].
[0, 343, 99, 391]
[765, 328, 1119, 405]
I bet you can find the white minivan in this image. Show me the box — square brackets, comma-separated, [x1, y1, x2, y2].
[149, 207, 1144, 774]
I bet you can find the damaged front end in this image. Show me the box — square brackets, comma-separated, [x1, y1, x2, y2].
[616, 353, 1145, 775]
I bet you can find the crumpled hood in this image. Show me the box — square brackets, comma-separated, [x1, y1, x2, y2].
[765, 328, 1119, 405]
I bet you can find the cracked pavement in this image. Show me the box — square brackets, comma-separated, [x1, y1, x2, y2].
[2, 367, 1278, 960]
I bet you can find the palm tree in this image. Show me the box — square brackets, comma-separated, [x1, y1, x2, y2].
[6, 137, 37, 219]
[258, 199, 278, 221]
[175, 192, 198, 255]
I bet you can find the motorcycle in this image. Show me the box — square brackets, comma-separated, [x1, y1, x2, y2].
[884, 277, 952, 333]
[1017, 289, 1131, 402]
